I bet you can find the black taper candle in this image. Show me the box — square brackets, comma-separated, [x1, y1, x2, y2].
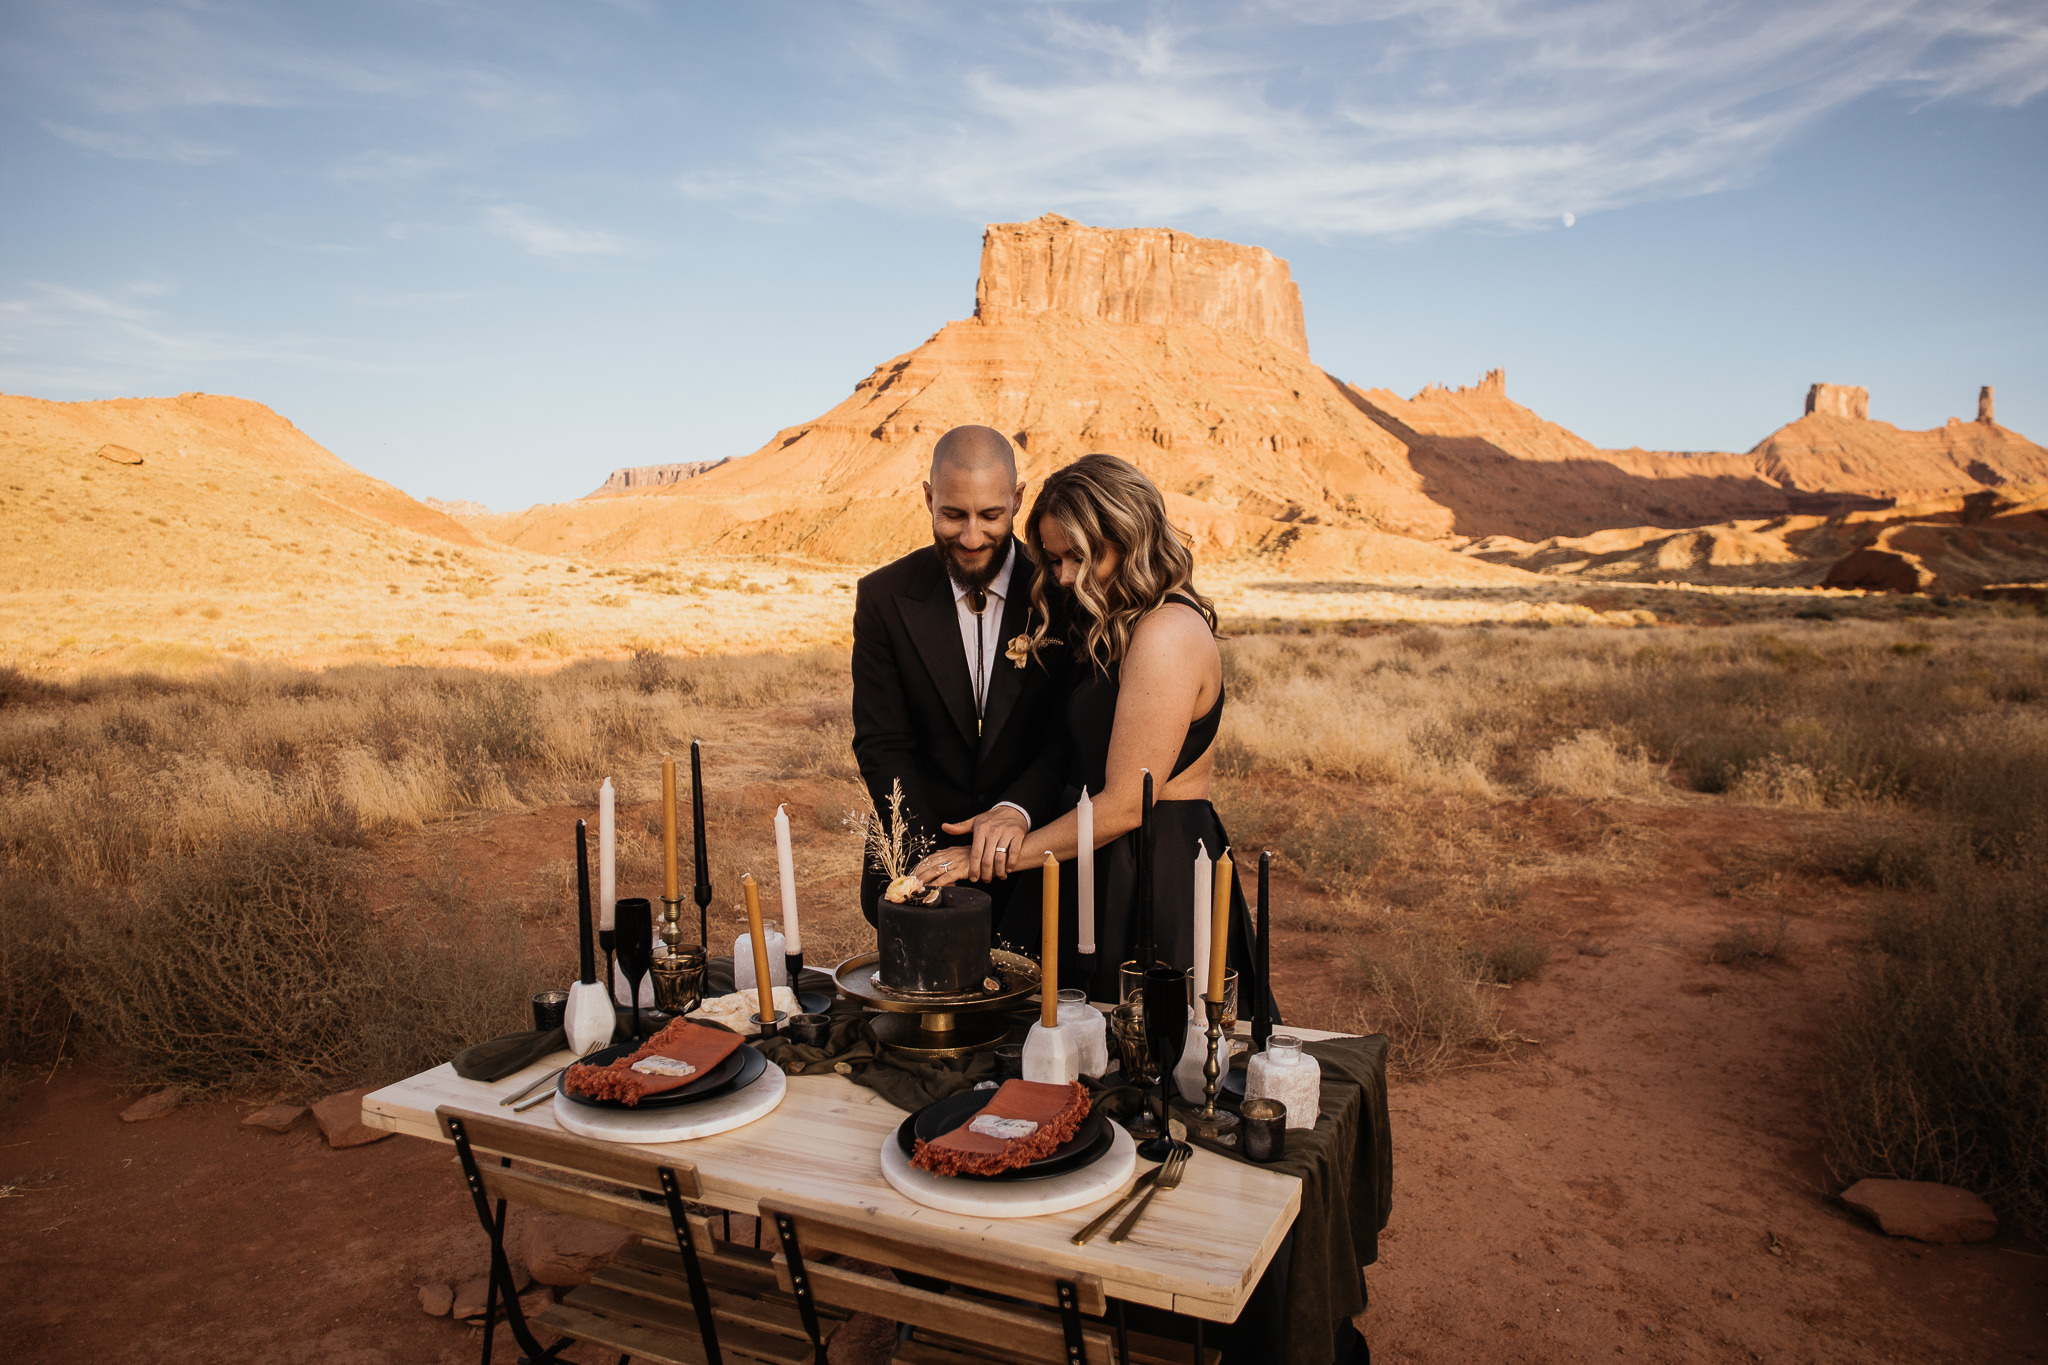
[690, 739, 712, 946]
[1253, 849, 1273, 1051]
[575, 819, 596, 986]
[1135, 768, 1155, 969]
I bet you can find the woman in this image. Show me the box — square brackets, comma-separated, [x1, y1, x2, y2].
[915, 454, 1269, 1013]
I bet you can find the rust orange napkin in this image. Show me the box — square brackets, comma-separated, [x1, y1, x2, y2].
[912, 1079, 1089, 1177]
[565, 1018, 744, 1106]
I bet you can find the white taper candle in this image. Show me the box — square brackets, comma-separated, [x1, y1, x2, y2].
[1192, 839, 1212, 1006]
[1076, 787, 1095, 955]
[597, 778, 616, 931]
[774, 803, 801, 955]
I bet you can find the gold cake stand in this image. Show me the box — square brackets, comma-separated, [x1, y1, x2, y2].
[830, 949, 1041, 1058]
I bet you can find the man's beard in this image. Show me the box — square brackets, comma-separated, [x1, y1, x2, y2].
[934, 533, 1008, 594]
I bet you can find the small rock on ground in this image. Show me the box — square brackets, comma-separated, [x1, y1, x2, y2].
[312, 1087, 392, 1149]
[417, 1283, 453, 1317]
[1842, 1178, 1998, 1244]
[451, 1277, 491, 1322]
[120, 1089, 181, 1123]
[242, 1104, 308, 1133]
[510, 1213, 633, 1286]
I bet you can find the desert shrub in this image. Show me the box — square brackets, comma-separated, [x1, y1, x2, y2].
[0, 876, 77, 1070]
[1215, 786, 1387, 896]
[62, 833, 373, 1092]
[1351, 923, 1512, 1074]
[1823, 847, 2048, 1234]
[629, 647, 673, 694]
[354, 902, 541, 1085]
[1707, 916, 1791, 969]
[1482, 931, 1550, 984]
[1530, 730, 1667, 800]
[774, 715, 858, 781]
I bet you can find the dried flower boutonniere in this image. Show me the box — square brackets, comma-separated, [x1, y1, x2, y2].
[1005, 634, 1033, 669]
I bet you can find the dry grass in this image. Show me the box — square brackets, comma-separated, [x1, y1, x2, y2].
[0, 648, 856, 1092]
[1823, 846, 2048, 1234]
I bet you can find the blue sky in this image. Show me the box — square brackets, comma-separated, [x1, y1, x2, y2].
[2, 1, 2043, 511]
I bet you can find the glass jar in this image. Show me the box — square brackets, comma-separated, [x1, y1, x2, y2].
[1243, 1034, 1320, 1129]
[1056, 987, 1111, 1078]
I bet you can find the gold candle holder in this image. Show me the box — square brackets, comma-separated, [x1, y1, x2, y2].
[649, 895, 704, 1016]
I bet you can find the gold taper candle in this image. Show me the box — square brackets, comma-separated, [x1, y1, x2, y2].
[1041, 851, 1059, 1028]
[661, 754, 679, 901]
[1209, 847, 1232, 1003]
[742, 873, 773, 1025]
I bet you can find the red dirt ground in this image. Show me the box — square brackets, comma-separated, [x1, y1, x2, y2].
[3, 802, 2043, 1364]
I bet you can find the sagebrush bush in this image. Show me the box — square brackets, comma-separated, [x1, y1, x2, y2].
[1823, 845, 2048, 1234]
[62, 833, 374, 1091]
[0, 875, 78, 1071]
[1351, 923, 1512, 1074]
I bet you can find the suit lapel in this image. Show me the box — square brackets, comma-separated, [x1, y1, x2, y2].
[896, 566, 977, 748]
[978, 555, 1035, 757]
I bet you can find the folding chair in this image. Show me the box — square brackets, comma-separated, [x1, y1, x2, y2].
[760, 1196, 1219, 1365]
[439, 1105, 840, 1365]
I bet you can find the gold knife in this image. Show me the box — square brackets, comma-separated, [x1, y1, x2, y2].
[1071, 1168, 1161, 1246]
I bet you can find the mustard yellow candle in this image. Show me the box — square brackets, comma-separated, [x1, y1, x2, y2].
[1041, 851, 1059, 1028]
[742, 873, 774, 1025]
[1209, 847, 1233, 1003]
[661, 754, 679, 901]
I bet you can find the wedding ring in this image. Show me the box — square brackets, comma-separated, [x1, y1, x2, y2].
[995, 846, 1009, 854]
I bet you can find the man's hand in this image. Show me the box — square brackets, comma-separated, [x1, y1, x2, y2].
[939, 805, 1031, 883]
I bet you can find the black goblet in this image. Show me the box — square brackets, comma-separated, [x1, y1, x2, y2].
[614, 896, 653, 1038]
[1138, 964, 1187, 1161]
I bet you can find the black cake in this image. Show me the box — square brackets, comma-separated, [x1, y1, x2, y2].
[876, 885, 993, 995]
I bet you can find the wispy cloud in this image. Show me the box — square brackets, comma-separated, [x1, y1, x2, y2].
[40, 121, 231, 164]
[0, 280, 334, 395]
[685, 0, 2048, 236]
[481, 204, 630, 258]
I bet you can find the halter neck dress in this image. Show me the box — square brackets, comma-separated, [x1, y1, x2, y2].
[1002, 593, 1277, 1018]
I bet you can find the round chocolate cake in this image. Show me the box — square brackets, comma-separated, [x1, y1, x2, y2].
[876, 885, 993, 995]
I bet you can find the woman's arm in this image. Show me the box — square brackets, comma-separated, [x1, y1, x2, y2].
[914, 604, 1218, 882]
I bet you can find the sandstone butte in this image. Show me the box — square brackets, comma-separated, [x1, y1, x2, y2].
[6, 213, 2046, 598]
[473, 213, 2048, 588]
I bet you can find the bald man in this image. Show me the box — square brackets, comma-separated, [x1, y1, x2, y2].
[850, 425, 1073, 927]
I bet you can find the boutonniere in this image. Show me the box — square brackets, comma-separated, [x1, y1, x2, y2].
[1005, 634, 1033, 669]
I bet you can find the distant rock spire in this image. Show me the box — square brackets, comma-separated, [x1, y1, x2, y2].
[1805, 384, 1869, 420]
[1978, 386, 1995, 424]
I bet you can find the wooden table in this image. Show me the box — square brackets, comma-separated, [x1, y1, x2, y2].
[363, 1035, 1318, 1323]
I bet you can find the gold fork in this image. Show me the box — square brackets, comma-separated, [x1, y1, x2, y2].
[1071, 1167, 1161, 1246]
[1108, 1141, 1191, 1244]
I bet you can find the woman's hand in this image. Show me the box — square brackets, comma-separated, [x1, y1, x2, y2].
[911, 847, 973, 887]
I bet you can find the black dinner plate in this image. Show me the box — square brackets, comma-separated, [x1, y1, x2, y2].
[559, 1040, 765, 1111]
[895, 1089, 1111, 1182]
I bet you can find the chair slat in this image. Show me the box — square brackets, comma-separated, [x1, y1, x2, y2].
[770, 1255, 1110, 1362]
[759, 1199, 1107, 1316]
[565, 1282, 816, 1365]
[474, 1164, 680, 1243]
[437, 1104, 701, 1196]
[537, 1301, 710, 1365]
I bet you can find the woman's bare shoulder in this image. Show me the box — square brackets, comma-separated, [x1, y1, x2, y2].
[1127, 598, 1218, 663]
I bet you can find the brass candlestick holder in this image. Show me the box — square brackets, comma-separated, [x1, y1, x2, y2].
[649, 896, 706, 1018]
[1186, 997, 1239, 1144]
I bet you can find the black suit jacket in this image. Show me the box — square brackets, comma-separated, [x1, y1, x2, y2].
[851, 540, 1071, 922]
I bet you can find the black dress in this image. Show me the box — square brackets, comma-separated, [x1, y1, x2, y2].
[996, 594, 1277, 1019]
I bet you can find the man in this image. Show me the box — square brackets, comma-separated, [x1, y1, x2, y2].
[851, 425, 1070, 929]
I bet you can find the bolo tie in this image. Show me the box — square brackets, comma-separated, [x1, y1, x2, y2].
[967, 588, 989, 737]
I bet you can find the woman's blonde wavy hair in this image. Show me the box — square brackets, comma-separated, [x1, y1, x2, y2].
[1022, 454, 1217, 670]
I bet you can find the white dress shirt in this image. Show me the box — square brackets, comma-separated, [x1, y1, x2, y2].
[952, 541, 1030, 825]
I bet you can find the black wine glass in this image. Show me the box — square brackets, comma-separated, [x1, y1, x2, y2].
[1138, 963, 1187, 1161]
[614, 896, 653, 1039]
